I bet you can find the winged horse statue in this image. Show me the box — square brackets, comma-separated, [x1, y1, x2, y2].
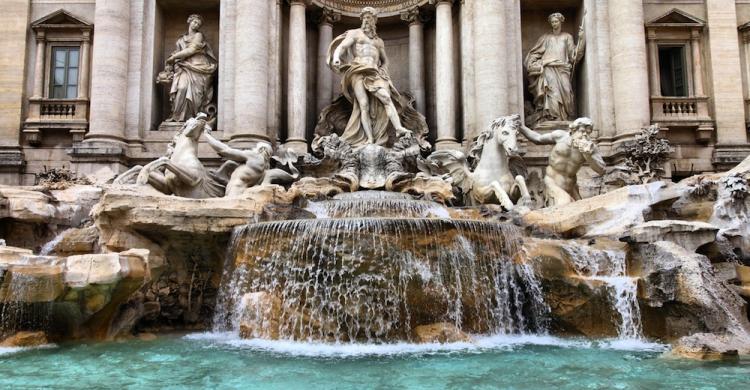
[422, 114, 532, 210]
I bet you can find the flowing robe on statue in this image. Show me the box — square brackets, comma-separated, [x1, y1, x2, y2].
[525, 32, 582, 125]
[169, 33, 218, 121]
[326, 32, 411, 147]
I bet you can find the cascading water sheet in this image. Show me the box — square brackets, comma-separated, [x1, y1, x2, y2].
[214, 217, 549, 343]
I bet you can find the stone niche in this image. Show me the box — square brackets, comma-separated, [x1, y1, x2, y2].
[520, 0, 586, 129]
[152, 0, 220, 130]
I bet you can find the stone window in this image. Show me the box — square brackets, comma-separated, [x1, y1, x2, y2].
[658, 45, 688, 97]
[49, 46, 80, 99]
[23, 10, 92, 146]
[645, 8, 713, 143]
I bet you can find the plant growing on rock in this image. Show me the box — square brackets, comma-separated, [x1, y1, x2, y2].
[623, 124, 674, 184]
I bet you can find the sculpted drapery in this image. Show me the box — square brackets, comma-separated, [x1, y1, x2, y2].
[525, 13, 584, 126]
[166, 14, 218, 122]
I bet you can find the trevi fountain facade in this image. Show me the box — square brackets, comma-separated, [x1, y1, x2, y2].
[1, 0, 750, 388]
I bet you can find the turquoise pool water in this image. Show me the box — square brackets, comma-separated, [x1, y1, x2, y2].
[1, 333, 749, 389]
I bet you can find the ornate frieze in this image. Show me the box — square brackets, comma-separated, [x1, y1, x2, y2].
[312, 0, 429, 17]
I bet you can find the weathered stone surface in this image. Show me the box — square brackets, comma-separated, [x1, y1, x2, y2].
[0, 331, 48, 348]
[0, 186, 56, 223]
[631, 241, 750, 341]
[238, 292, 282, 340]
[668, 333, 748, 361]
[0, 263, 65, 302]
[0, 246, 33, 264]
[413, 322, 471, 344]
[521, 238, 620, 337]
[94, 185, 297, 235]
[64, 254, 122, 286]
[48, 226, 99, 255]
[620, 220, 718, 252]
[522, 182, 681, 237]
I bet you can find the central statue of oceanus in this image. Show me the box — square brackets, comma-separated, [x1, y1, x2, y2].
[316, 6, 428, 148]
[422, 115, 532, 210]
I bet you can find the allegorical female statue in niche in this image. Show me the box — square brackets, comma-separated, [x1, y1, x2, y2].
[524, 12, 585, 127]
[160, 14, 218, 122]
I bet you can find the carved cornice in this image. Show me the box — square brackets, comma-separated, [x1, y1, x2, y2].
[311, 0, 430, 17]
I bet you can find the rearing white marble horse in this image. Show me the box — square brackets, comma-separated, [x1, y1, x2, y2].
[424, 114, 531, 210]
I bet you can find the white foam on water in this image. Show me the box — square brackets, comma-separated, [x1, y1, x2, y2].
[184, 332, 666, 358]
[0, 344, 56, 356]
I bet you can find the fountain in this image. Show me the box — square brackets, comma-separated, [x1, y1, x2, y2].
[213, 193, 548, 343]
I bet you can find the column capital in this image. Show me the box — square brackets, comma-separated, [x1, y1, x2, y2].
[401, 6, 427, 25]
[34, 30, 45, 41]
[429, 0, 456, 5]
[690, 28, 702, 40]
[317, 7, 340, 26]
[646, 29, 657, 40]
[287, 0, 309, 6]
[81, 30, 91, 41]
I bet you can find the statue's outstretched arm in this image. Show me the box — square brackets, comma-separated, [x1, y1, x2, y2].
[519, 124, 559, 145]
[203, 130, 248, 163]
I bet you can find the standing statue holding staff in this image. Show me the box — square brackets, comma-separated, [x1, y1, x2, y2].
[525, 12, 585, 126]
[518, 117, 605, 207]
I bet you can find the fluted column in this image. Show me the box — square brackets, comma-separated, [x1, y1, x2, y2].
[460, 0, 476, 143]
[86, 0, 131, 145]
[286, 0, 308, 154]
[31, 31, 45, 98]
[401, 7, 425, 115]
[233, 0, 270, 147]
[434, 0, 458, 150]
[473, 0, 507, 132]
[317, 8, 339, 114]
[608, 0, 650, 137]
[268, 0, 283, 143]
[78, 30, 91, 99]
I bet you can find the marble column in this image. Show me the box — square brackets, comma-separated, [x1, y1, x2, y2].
[459, 0, 476, 144]
[595, 0, 616, 139]
[31, 31, 45, 99]
[78, 31, 91, 99]
[646, 30, 660, 97]
[401, 7, 426, 115]
[218, 0, 236, 133]
[706, 0, 749, 165]
[434, 0, 458, 150]
[690, 29, 705, 97]
[268, 0, 283, 144]
[286, 0, 308, 154]
[317, 8, 339, 114]
[233, 0, 270, 147]
[608, 0, 650, 138]
[473, 0, 507, 132]
[85, 0, 131, 146]
[0, 0, 30, 184]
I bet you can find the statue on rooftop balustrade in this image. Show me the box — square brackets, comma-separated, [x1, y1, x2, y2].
[525, 12, 585, 127]
[322, 6, 428, 148]
[158, 14, 218, 122]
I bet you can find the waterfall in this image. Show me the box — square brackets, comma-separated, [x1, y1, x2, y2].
[0, 256, 59, 338]
[39, 229, 72, 255]
[213, 196, 549, 343]
[563, 243, 643, 340]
